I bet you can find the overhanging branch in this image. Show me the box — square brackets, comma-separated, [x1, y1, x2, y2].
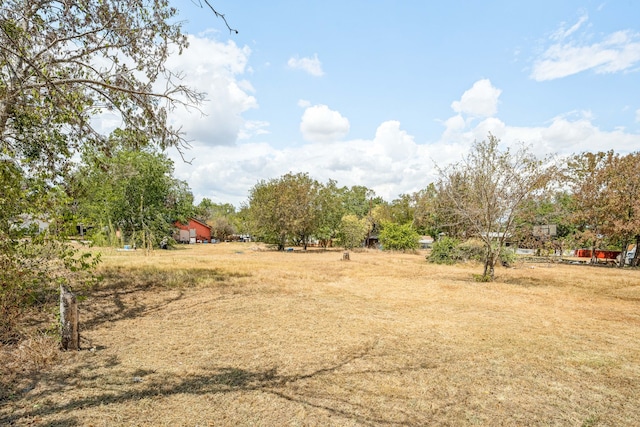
[199, 0, 238, 34]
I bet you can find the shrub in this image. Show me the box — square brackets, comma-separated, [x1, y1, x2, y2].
[428, 237, 518, 267]
[379, 223, 419, 251]
[456, 239, 486, 262]
[499, 247, 517, 267]
[428, 236, 460, 264]
[0, 236, 99, 344]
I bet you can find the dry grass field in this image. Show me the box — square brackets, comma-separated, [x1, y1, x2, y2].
[2, 243, 640, 426]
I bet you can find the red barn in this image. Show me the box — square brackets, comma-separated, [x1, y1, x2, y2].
[174, 218, 212, 243]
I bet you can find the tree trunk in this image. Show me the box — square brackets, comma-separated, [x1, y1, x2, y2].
[483, 245, 496, 280]
[60, 285, 79, 351]
[633, 235, 640, 267]
[619, 238, 629, 268]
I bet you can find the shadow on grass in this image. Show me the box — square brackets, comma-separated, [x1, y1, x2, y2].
[1, 266, 254, 404]
[80, 266, 250, 333]
[1, 341, 435, 426]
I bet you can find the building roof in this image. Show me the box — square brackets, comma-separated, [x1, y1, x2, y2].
[176, 218, 211, 230]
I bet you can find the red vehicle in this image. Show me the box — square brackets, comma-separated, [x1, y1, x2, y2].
[575, 249, 621, 262]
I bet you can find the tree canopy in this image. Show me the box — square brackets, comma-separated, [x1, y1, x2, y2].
[72, 148, 193, 249]
[0, 0, 201, 174]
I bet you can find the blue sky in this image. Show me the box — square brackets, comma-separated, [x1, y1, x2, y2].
[161, 1, 640, 206]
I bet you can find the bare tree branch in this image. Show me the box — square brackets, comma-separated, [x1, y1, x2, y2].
[198, 0, 238, 34]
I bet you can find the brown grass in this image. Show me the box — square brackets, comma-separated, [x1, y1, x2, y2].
[2, 243, 640, 426]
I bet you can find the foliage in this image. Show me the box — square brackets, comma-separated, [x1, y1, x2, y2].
[208, 217, 236, 241]
[247, 172, 321, 250]
[336, 214, 368, 250]
[436, 134, 554, 280]
[0, 0, 201, 174]
[473, 273, 492, 282]
[0, 161, 99, 342]
[499, 247, 517, 267]
[427, 236, 460, 264]
[73, 149, 193, 249]
[196, 199, 237, 241]
[341, 185, 383, 218]
[412, 183, 441, 237]
[315, 180, 346, 247]
[196, 199, 236, 222]
[599, 152, 640, 266]
[0, 0, 205, 345]
[378, 222, 419, 251]
[511, 191, 577, 255]
[428, 236, 516, 267]
[246, 174, 384, 249]
[565, 151, 640, 266]
[566, 151, 614, 263]
[0, 236, 99, 343]
[428, 238, 485, 264]
[456, 239, 487, 262]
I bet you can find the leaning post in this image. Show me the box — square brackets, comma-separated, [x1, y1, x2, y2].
[60, 284, 79, 350]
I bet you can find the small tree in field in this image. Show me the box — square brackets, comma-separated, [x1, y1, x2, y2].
[437, 134, 554, 280]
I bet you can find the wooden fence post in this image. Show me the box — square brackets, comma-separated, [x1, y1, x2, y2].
[60, 284, 79, 350]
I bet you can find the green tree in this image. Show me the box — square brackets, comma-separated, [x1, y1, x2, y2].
[379, 222, 419, 251]
[248, 172, 321, 250]
[336, 214, 368, 250]
[341, 185, 383, 218]
[1, 160, 98, 342]
[437, 134, 554, 280]
[196, 199, 236, 222]
[315, 180, 346, 247]
[412, 184, 441, 237]
[387, 194, 414, 226]
[74, 149, 193, 249]
[209, 217, 236, 242]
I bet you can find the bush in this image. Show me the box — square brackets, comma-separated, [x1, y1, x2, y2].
[428, 236, 460, 264]
[379, 223, 419, 251]
[499, 247, 517, 267]
[456, 239, 486, 262]
[0, 236, 99, 344]
[428, 237, 518, 266]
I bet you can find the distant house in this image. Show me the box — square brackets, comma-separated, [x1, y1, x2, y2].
[16, 214, 50, 234]
[174, 218, 212, 243]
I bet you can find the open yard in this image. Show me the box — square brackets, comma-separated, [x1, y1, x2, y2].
[2, 243, 640, 426]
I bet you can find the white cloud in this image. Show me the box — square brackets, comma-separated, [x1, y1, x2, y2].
[300, 104, 350, 142]
[170, 79, 640, 208]
[451, 79, 502, 118]
[297, 99, 312, 108]
[551, 13, 589, 41]
[287, 54, 324, 77]
[531, 14, 640, 81]
[165, 35, 260, 146]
